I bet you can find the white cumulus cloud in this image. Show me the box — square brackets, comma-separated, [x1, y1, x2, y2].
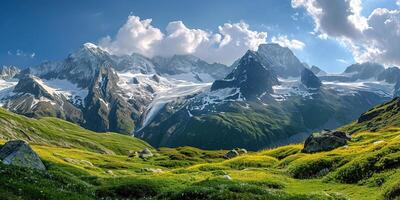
[99, 15, 268, 65]
[271, 35, 305, 50]
[292, 0, 400, 67]
[99, 16, 163, 57]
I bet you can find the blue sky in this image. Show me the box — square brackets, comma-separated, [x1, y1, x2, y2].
[0, 0, 398, 73]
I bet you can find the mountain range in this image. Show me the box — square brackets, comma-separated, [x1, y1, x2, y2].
[1, 88, 399, 200]
[0, 43, 399, 150]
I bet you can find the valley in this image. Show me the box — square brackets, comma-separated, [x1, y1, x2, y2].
[1, 97, 400, 199]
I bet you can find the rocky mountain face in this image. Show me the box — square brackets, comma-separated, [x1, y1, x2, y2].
[83, 65, 136, 133]
[0, 66, 20, 80]
[255, 43, 306, 78]
[211, 51, 279, 99]
[301, 68, 322, 89]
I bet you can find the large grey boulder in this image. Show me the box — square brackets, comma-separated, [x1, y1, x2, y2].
[138, 148, 153, 159]
[0, 140, 46, 170]
[225, 149, 240, 159]
[302, 130, 351, 153]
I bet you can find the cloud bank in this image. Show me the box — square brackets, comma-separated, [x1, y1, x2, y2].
[8, 49, 35, 58]
[292, 0, 400, 66]
[99, 16, 269, 65]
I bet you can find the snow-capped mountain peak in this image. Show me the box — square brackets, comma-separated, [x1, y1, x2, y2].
[83, 42, 99, 49]
[211, 50, 279, 99]
[70, 42, 110, 61]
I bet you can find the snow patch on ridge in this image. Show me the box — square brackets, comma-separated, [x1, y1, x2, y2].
[272, 78, 314, 101]
[0, 79, 19, 105]
[116, 72, 174, 102]
[0, 77, 87, 107]
[323, 81, 394, 97]
[271, 78, 394, 101]
[165, 72, 214, 83]
[42, 79, 88, 106]
[189, 87, 245, 111]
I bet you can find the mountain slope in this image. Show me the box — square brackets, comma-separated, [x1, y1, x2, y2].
[0, 65, 20, 80]
[341, 97, 400, 133]
[0, 107, 151, 154]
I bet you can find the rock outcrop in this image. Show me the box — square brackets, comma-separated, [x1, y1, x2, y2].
[0, 65, 20, 80]
[301, 68, 322, 89]
[138, 148, 153, 159]
[84, 65, 135, 134]
[0, 140, 46, 170]
[13, 76, 54, 99]
[225, 149, 240, 159]
[302, 130, 351, 153]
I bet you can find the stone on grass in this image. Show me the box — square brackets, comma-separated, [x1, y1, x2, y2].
[225, 149, 240, 159]
[302, 130, 351, 153]
[0, 140, 46, 170]
[237, 148, 248, 154]
[222, 175, 232, 180]
[139, 148, 153, 159]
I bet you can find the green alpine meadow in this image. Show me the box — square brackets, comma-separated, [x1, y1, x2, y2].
[1, 97, 400, 199]
[1, 0, 400, 199]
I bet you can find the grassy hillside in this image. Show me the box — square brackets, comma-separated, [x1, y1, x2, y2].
[341, 97, 400, 134]
[0, 99, 400, 199]
[0, 108, 151, 155]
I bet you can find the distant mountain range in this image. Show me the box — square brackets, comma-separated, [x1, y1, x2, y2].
[0, 43, 399, 150]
